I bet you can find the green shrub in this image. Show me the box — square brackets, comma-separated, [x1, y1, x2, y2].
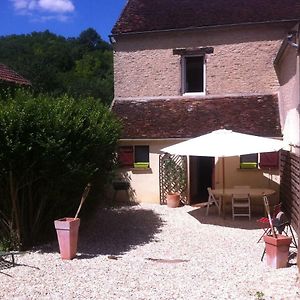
[0, 90, 120, 249]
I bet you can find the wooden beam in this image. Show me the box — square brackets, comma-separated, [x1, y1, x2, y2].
[173, 47, 214, 55]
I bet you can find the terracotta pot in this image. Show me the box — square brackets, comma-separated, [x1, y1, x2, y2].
[166, 193, 181, 208]
[54, 217, 80, 260]
[263, 234, 292, 268]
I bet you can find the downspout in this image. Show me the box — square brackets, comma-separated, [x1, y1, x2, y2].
[295, 25, 300, 155]
[287, 31, 299, 49]
[285, 25, 300, 154]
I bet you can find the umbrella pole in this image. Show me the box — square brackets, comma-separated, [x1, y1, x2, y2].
[222, 157, 225, 193]
[221, 157, 225, 218]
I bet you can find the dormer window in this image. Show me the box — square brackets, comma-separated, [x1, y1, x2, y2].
[183, 56, 205, 94]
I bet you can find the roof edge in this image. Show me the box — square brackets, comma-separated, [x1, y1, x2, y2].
[113, 92, 278, 102]
[111, 18, 300, 38]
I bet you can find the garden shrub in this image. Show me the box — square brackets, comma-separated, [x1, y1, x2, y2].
[0, 90, 120, 249]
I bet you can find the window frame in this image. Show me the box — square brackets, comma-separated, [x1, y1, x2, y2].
[118, 146, 134, 167]
[259, 152, 279, 169]
[134, 145, 150, 166]
[118, 145, 150, 169]
[182, 54, 206, 96]
[239, 152, 280, 170]
[240, 153, 258, 169]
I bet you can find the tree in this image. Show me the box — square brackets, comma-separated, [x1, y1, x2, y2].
[0, 29, 113, 103]
[78, 28, 110, 51]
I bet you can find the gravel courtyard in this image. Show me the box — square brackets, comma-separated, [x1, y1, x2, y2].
[1, 203, 299, 300]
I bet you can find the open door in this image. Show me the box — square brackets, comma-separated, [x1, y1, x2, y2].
[190, 156, 214, 205]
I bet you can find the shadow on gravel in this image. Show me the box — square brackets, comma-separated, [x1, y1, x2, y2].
[77, 204, 165, 257]
[0, 258, 40, 273]
[33, 203, 165, 258]
[188, 206, 261, 230]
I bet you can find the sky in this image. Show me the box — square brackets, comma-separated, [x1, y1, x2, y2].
[0, 0, 127, 41]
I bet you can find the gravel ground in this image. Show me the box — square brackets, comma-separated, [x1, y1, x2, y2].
[1, 203, 299, 300]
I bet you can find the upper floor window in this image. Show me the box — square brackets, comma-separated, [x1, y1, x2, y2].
[182, 55, 205, 95]
[173, 47, 212, 96]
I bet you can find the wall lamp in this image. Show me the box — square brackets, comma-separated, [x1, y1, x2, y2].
[287, 31, 299, 49]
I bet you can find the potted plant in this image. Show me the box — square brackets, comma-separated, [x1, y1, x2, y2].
[163, 158, 186, 208]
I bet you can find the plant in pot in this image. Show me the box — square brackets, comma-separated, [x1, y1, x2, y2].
[163, 157, 186, 208]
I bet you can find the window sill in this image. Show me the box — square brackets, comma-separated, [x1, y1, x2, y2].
[183, 92, 205, 97]
[134, 162, 149, 168]
[118, 166, 152, 173]
[132, 167, 152, 174]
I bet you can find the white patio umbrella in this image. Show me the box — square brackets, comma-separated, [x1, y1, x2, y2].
[161, 129, 284, 190]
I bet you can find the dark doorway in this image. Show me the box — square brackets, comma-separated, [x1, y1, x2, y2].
[190, 156, 214, 204]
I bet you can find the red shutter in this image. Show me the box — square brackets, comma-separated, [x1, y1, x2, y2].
[118, 146, 134, 167]
[259, 152, 279, 169]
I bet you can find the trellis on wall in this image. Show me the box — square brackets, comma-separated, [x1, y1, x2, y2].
[159, 153, 187, 205]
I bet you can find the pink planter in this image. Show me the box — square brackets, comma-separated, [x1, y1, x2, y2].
[54, 218, 80, 260]
[166, 193, 181, 208]
[263, 234, 292, 268]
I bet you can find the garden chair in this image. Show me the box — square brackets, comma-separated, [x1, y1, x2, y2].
[256, 202, 282, 243]
[206, 187, 221, 216]
[0, 251, 16, 268]
[232, 193, 251, 220]
[259, 195, 297, 261]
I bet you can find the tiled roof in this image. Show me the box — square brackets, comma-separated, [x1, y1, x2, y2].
[0, 64, 31, 86]
[112, 0, 300, 34]
[111, 94, 282, 139]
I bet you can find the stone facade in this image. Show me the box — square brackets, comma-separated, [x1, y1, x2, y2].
[112, 21, 294, 205]
[114, 24, 291, 99]
[275, 33, 300, 153]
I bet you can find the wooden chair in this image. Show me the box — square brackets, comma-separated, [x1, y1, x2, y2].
[233, 185, 250, 189]
[232, 193, 251, 220]
[206, 187, 221, 216]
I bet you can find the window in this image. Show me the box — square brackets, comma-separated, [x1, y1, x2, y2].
[118, 145, 150, 168]
[134, 146, 149, 164]
[183, 56, 205, 94]
[118, 146, 134, 167]
[240, 154, 258, 169]
[259, 152, 279, 169]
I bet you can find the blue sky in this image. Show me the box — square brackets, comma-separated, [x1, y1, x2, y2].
[0, 0, 127, 41]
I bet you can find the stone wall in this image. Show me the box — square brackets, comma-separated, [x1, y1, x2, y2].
[114, 23, 290, 98]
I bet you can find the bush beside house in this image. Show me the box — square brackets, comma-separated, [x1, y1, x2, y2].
[0, 90, 120, 250]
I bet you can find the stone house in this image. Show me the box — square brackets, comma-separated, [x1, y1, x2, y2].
[110, 0, 300, 214]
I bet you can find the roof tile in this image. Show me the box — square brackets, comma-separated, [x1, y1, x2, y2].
[112, 0, 300, 34]
[112, 94, 282, 139]
[0, 64, 31, 86]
